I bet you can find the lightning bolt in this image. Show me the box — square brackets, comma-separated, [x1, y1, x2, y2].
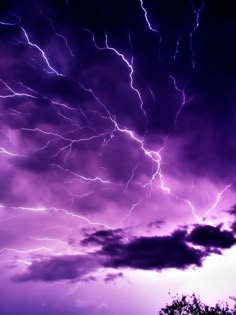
[122, 199, 143, 225]
[189, 1, 205, 69]
[178, 183, 233, 223]
[51, 164, 111, 184]
[21, 127, 113, 161]
[204, 183, 233, 217]
[184, 199, 202, 223]
[168, 74, 188, 125]
[0, 20, 63, 76]
[0, 78, 74, 110]
[31, 237, 68, 246]
[148, 87, 157, 104]
[16, 259, 32, 266]
[139, 0, 162, 59]
[0, 147, 24, 157]
[0, 247, 52, 254]
[0, 203, 113, 229]
[173, 36, 181, 61]
[85, 29, 146, 118]
[139, 0, 159, 33]
[123, 163, 139, 192]
[37, 3, 75, 57]
[0, 1, 232, 243]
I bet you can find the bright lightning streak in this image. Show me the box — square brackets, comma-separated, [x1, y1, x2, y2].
[122, 199, 143, 224]
[0, 204, 46, 212]
[31, 237, 68, 246]
[148, 87, 156, 104]
[124, 164, 139, 192]
[20, 27, 63, 76]
[184, 199, 202, 223]
[21, 127, 112, 160]
[86, 96, 171, 196]
[0, 247, 52, 254]
[168, 74, 187, 124]
[139, 0, 158, 33]
[0, 21, 63, 76]
[204, 184, 232, 217]
[0, 204, 113, 229]
[51, 164, 111, 184]
[0, 78, 74, 111]
[16, 259, 32, 266]
[85, 29, 146, 118]
[180, 183, 233, 223]
[0, 147, 24, 157]
[190, 1, 205, 69]
[37, 5, 75, 57]
[0, 78, 38, 99]
[173, 37, 180, 61]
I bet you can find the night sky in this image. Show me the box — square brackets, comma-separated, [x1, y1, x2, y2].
[0, 1, 236, 314]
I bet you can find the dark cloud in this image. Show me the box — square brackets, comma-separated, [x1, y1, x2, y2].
[12, 153, 52, 173]
[147, 218, 165, 229]
[82, 228, 208, 271]
[81, 228, 125, 247]
[83, 225, 236, 272]
[104, 272, 123, 283]
[81, 275, 97, 283]
[228, 204, 236, 216]
[231, 221, 236, 233]
[101, 232, 206, 271]
[187, 225, 236, 249]
[13, 223, 236, 283]
[12, 254, 99, 282]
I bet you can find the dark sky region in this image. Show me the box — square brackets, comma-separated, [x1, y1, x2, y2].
[0, 0, 236, 314]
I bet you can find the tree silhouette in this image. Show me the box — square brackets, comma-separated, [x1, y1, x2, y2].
[159, 294, 236, 314]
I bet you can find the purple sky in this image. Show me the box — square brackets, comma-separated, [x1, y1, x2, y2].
[1, 0, 236, 314]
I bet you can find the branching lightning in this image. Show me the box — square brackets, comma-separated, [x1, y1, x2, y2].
[0, 203, 113, 229]
[0, 2, 233, 277]
[85, 29, 146, 118]
[0, 20, 63, 76]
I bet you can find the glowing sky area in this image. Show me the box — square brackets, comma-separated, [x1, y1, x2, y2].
[0, 1, 236, 314]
